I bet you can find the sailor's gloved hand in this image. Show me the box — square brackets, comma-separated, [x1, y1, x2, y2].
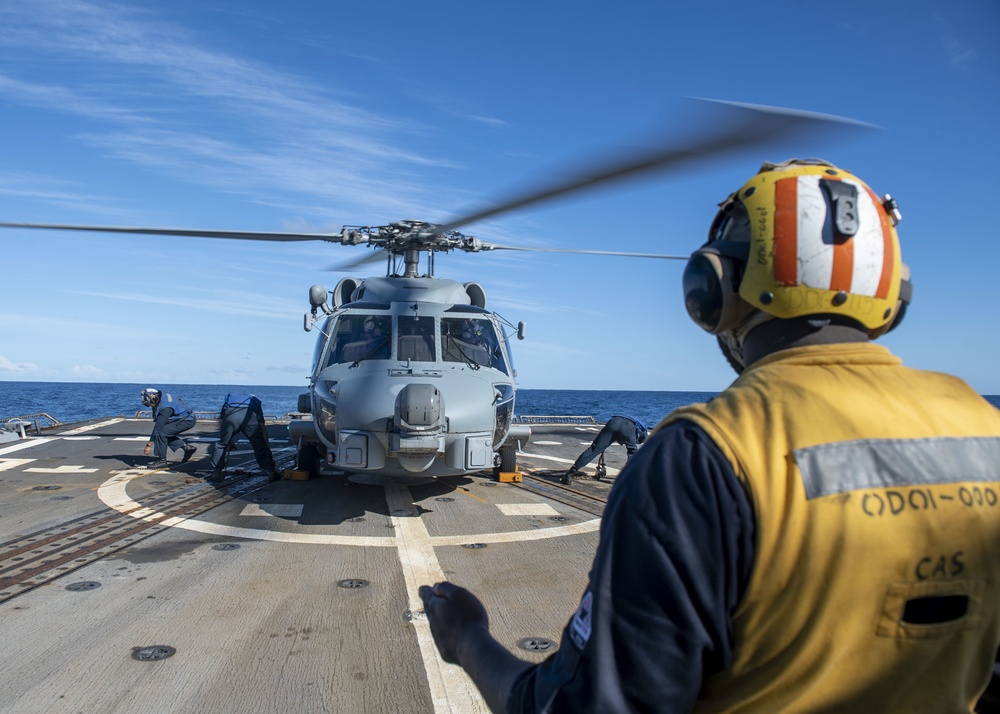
[143, 443, 152, 456]
[418, 581, 489, 665]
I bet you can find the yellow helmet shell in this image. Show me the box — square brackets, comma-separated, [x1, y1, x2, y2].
[735, 162, 903, 332]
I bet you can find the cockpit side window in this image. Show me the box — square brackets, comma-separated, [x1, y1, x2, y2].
[397, 315, 436, 362]
[326, 314, 391, 366]
[312, 317, 335, 371]
[441, 317, 508, 374]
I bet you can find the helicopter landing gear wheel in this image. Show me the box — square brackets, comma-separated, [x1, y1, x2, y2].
[492, 444, 517, 480]
[297, 441, 321, 479]
[499, 444, 517, 473]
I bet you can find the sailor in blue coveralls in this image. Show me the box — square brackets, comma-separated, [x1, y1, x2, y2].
[563, 415, 647, 483]
[141, 388, 197, 465]
[208, 393, 281, 483]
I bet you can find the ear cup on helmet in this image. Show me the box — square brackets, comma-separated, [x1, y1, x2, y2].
[140, 388, 161, 407]
[869, 263, 912, 338]
[682, 248, 754, 334]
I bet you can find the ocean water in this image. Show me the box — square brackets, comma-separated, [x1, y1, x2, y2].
[0, 381, 997, 427]
[0, 381, 714, 428]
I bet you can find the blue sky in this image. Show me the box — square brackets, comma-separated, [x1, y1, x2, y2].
[1, 0, 998, 394]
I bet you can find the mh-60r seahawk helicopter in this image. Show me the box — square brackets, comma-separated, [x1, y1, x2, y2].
[0, 101, 864, 481]
[297, 219, 533, 480]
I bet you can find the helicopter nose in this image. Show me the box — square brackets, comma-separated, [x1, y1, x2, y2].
[392, 384, 446, 473]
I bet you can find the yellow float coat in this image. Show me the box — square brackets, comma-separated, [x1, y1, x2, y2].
[662, 343, 1000, 713]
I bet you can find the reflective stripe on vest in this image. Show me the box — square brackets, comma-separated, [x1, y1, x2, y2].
[797, 436, 1000, 499]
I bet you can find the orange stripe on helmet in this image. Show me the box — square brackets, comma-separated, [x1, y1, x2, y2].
[863, 184, 895, 299]
[773, 176, 798, 285]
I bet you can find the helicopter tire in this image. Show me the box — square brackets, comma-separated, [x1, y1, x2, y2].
[297, 441, 322, 479]
[498, 444, 517, 474]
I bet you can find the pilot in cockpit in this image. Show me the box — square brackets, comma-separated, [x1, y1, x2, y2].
[461, 320, 485, 346]
[363, 317, 385, 339]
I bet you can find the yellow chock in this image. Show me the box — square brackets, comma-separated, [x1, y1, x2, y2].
[497, 466, 522, 483]
[284, 469, 310, 481]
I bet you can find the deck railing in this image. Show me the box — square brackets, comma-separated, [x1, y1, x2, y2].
[513, 415, 597, 425]
[0, 412, 62, 435]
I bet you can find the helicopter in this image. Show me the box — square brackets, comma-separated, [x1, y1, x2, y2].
[0, 100, 865, 481]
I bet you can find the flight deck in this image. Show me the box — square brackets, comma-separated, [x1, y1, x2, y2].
[0, 417, 624, 714]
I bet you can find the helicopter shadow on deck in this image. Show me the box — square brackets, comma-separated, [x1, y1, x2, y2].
[258, 472, 479, 526]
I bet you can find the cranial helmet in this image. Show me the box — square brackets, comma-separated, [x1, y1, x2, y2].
[462, 320, 483, 340]
[682, 159, 912, 369]
[140, 388, 162, 407]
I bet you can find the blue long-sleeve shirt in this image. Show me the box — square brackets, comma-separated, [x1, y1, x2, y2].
[509, 419, 756, 712]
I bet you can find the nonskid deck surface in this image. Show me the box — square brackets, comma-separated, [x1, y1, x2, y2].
[0, 417, 622, 714]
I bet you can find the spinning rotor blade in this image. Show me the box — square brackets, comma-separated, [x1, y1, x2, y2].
[489, 245, 688, 260]
[0, 222, 338, 242]
[435, 100, 876, 234]
[0, 99, 875, 261]
[324, 250, 387, 272]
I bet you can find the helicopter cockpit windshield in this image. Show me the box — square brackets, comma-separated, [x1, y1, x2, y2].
[397, 315, 436, 362]
[327, 313, 391, 366]
[319, 311, 510, 374]
[441, 317, 507, 374]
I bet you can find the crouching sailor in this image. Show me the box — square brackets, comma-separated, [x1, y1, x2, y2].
[141, 388, 197, 466]
[208, 393, 281, 483]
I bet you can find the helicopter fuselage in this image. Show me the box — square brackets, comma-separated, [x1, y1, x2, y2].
[292, 275, 529, 479]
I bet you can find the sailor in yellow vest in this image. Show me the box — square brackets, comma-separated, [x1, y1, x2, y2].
[419, 159, 1000, 712]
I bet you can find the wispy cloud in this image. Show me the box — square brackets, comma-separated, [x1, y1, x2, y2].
[71, 364, 106, 377]
[0, 354, 39, 374]
[0, 171, 142, 219]
[71, 289, 300, 320]
[0, 74, 147, 124]
[0, 0, 473, 221]
[942, 36, 976, 68]
[464, 115, 510, 128]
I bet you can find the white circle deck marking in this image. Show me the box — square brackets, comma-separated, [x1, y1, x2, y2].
[97, 472, 600, 545]
[93, 445, 597, 714]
